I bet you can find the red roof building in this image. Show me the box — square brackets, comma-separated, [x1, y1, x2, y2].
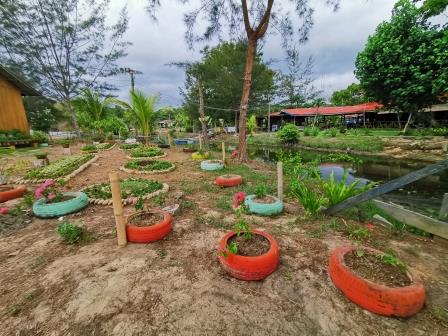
[271, 102, 382, 118]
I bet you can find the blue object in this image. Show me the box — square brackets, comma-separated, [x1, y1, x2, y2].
[244, 194, 283, 216]
[33, 192, 89, 218]
[174, 138, 195, 145]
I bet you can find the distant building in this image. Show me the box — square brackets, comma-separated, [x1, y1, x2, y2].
[0, 65, 41, 134]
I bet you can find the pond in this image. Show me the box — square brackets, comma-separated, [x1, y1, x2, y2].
[219, 144, 448, 218]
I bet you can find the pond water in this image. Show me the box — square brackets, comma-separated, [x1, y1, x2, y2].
[219, 144, 448, 217]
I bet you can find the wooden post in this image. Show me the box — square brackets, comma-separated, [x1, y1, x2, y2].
[439, 193, 448, 219]
[222, 141, 226, 161]
[109, 173, 127, 247]
[277, 161, 283, 201]
[199, 136, 202, 150]
[167, 133, 172, 147]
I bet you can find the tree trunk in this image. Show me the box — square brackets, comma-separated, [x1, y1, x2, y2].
[64, 99, 80, 136]
[396, 111, 402, 129]
[198, 82, 208, 149]
[237, 37, 257, 162]
[403, 112, 413, 134]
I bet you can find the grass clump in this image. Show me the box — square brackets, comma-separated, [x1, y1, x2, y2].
[56, 221, 89, 244]
[84, 178, 162, 200]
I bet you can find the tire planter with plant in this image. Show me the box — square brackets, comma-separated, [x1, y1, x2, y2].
[200, 160, 224, 171]
[120, 159, 176, 174]
[218, 230, 280, 281]
[328, 246, 425, 317]
[32, 191, 89, 218]
[244, 194, 283, 216]
[126, 209, 173, 243]
[0, 185, 27, 203]
[215, 174, 243, 187]
[192, 152, 210, 160]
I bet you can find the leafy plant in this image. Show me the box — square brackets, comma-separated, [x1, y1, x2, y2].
[322, 171, 369, 207]
[377, 251, 407, 272]
[31, 130, 48, 143]
[81, 144, 97, 151]
[134, 196, 144, 211]
[290, 180, 324, 215]
[254, 184, 269, 199]
[277, 123, 300, 144]
[246, 114, 257, 136]
[56, 221, 87, 244]
[234, 218, 253, 240]
[26, 154, 94, 179]
[124, 159, 173, 171]
[303, 126, 320, 136]
[130, 146, 163, 158]
[83, 178, 162, 200]
[349, 227, 371, 241]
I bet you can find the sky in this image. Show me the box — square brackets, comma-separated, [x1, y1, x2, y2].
[108, 0, 396, 107]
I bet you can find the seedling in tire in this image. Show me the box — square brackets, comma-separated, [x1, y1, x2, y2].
[377, 252, 407, 272]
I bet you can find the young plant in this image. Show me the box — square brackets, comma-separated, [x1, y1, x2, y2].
[134, 196, 144, 211]
[322, 171, 368, 207]
[56, 221, 86, 244]
[290, 180, 324, 215]
[254, 184, 269, 199]
[377, 251, 407, 272]
[234, 218, 253, 240]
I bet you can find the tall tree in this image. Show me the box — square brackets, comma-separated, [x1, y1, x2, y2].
[330, 83, 368, 106]
[355, 0, 448, 132]
[0, 0, 130, 132]
[148, 0, 340, 161]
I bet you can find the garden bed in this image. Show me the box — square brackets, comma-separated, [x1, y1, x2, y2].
[16, 154, 97, 184]
[127, 146, 166, 160]
[119, 143, 140, 150]
[120, 159, 176, 174]
[82, 178, 169, 205]
[82, 143, 115, 153]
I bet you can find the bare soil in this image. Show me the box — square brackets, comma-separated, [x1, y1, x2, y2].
[255, 195, 276, 204]
[128, 212, 164, 227]
[0, 144, 447, 336]
[344, 250, 411, 287]
[228, 233, 270, 256]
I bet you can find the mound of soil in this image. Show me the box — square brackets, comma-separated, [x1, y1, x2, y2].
[344, 250, 411, 287]
[128, 212, 164, 227]
[228, 233, 270, 256]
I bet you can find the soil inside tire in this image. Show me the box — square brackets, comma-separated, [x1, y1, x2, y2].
[254, 196, 276, 204]
[129, 212, 164, 227]
[228, 233, 270, 256]
[344, 250, 411, 287]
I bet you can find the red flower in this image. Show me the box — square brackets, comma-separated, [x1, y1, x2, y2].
[231, 150, 239, 159]
[233, 191, 246, 209]
[366, 223, 374, 231]
[0, 207, 9, 215]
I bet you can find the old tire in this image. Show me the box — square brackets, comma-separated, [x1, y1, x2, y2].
[126, 210, 173, 243]
[218, 230, 279, 281]
[32, 192, 89, 218]
[328, 246, 425, 317]
[200, 160, 224, 171]
[192, 152, 210, 160]
[215, 174, 243, 187]
[244, 194, 283, 216]
[0, 185, 27, 203]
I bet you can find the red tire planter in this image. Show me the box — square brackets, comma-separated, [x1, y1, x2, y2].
[214, 174, 243, 187]
[328, 246, 425, 317]
[0, 185, 27, 203]
[126, 210, 173, 243]
[218, 230, 280, 281]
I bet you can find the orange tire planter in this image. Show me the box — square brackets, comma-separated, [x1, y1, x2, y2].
[218, 230, 280, 281]
[328, 246, 425, 317]
[0, 185, 27, 203]
[214, 174, 243, 187]
[126, 210, 173, 243]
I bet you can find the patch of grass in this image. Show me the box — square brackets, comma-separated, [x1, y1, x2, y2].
[153, 193, 166, 207]
[7, 288, 43, 316]
[307, 223, 328, 238]
[30, 256, 47, 270]
[216, 196, 232, 211]
[56, 221, 90, 244]
[282, 269, 294, 281]
[430, 305, 448, 326]
[158, 250, 168, 259]
[181, 199, 197, 210]
[301, 135, 384, 152]
[196, 214, 230, 230]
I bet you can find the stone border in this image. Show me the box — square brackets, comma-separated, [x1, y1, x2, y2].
[126, 152, 167, 160]
[16, 155, 98, 185]
[120, 161, 176, 175]
[82, 182, 169, 206]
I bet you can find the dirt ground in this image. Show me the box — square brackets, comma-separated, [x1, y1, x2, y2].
[0, 144, 447, 336]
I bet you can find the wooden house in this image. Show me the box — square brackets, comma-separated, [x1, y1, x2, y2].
[0, 65, 40, 134]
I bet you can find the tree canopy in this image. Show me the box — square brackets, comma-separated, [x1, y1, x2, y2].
[355, 0, 448, 128]
[330, 83, 369, 106]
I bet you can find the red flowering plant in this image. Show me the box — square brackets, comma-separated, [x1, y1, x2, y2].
[35, 179, 64, 203]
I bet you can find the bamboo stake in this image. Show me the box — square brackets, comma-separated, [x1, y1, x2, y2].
[222, 141, 226, 161]
[277, 161, 283, 201]
[109, 172, 127, 247]
[167, 133, 172, 147]
[199, 136, 202, 150]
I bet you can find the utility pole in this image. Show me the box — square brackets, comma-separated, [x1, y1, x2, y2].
[121, 67, 142, 91]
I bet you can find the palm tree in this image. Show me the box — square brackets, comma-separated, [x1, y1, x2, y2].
[72, 88, 114, 123]
[112, 90, 158, 144]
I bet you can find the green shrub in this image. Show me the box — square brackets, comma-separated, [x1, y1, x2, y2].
[277, 124, 301, 144]
[81, 144, 97, 151]
[130, 146, 163, 158]
[303, 126, 320, 136]
[327, 127, 339, 137]
[254, 184, 269, 198]
[31, 130, 48, 143]
[322, 171, 369, 207]
[57, 221, 86, 244]
[290, 180, 324, 214]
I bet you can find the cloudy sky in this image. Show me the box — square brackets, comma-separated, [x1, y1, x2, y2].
[108, 0, 396, 107]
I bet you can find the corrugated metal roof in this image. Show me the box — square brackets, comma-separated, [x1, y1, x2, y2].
[272, 102, 383, 117]
[0, 65, 41, 96]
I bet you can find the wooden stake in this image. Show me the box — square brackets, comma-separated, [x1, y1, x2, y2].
[167, 133, 172, 147]
[277, 161, 283, 201]
[109, 172, 127, 247]
[439, 193, 448, 219]
[222, 141, 226, 161]
[199, 136, 202, 150]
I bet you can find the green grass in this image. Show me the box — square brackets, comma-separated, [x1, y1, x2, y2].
[300, 135, 384, 152]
